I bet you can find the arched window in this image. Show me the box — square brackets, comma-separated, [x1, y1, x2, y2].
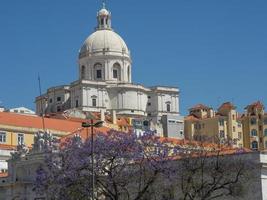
[264, 129, 267, 137]
[94, 63, 103, 80]
[166, 103, 171, 112]
[81, 66, 85, 79]
[113, 63, 121, 80]
[251, 141, 258, 150]
[251, 129, 257, 136]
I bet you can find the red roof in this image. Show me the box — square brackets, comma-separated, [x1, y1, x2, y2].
[0, 112, 86, 134]
[189, 104, 210, 111]
[245, 101, 264, 110]
[218, 102, 236, 110]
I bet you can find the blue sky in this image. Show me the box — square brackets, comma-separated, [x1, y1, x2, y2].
[0, 0, 266, 115]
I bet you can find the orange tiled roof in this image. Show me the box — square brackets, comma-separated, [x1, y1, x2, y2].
[218, 102, 236, 110]
[185, 115, 199, 121]
[245, 101, 264, 110]
[189, 104, 210, 111]
[0, 112, 85, 134]
[60, 126, 111, 143]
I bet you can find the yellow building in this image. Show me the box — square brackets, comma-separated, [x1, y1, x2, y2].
[241, 101, 267, 151]
[184, 102, 243, 148]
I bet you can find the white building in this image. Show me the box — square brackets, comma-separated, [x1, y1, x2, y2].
[35, 4, 183, 138]
[8, 107, 36, 116]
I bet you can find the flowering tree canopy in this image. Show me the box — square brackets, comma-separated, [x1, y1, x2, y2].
[34, 130, 257, 200]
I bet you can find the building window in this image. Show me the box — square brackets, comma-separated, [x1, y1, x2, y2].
[49, 98, 53, 103]
[219, 119, 224, 126]
[233, 126, 236, 132]
[264, 129, 267, 137]
[57, 97, 61, 102]
[251, 129, 257, 137]
[251, 141, 258, 150]
[147, 102, 151, 106]
[219, 130, 225, 138]
[250, 118, 257, 125]
[259, 125, 262, 131]
[57, 106, 61, 112]
[166, 104, 171, 112]
[81, 65, 86, 79]
[75, 100, 79, 108]
[17, 133, 24, 145]
[148, 96, 151, 99]
[113, 69, 118, 79]
[0, 132, 6, 143]
[96, 70, 102, 79]
[232, 114, 235, 120]
[92, 98, 97, 107]
[264, 118, 267, 125]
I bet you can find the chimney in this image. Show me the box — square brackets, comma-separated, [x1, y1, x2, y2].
[100, 109, 105, 122]
[112, 110, 117, 125]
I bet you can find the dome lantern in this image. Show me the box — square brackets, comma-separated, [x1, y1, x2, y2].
[96, 2, 112, 30]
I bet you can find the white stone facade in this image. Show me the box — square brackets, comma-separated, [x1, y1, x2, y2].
[35, 5, 181, 136]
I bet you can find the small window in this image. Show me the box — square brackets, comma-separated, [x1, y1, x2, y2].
[147, 102, 151, 106]
[233, 126, 236, 132]
[96, 70, 102, 79]
[101, 18, 104, 25]
[113, 69, 118, 79]
[238, 132, 242, 139]
[57, 106, 61, 112]
[219, 131, 225, 138]
[49, 98, 53, 103]
[251, 129, 257, 136]
[81, 66, 86, 79]
[232, 114, 235, 120]
[75, 100, 79, 108]
[264, 129, 267, 137]
[148, 96, 151, 99]
[264, 118, 267, 125]
[147, 113, 151, 116]
[131, 110, 134, 113]
[0, 132, 6, 143]
[17, 133, 24, 145]
[251, 141, 258, 150]
[143, 121, 149, 126]
[219, 119, 224, 126]
[166, 104, 171, 112]
[92, 99, 97, 107]
[57, 97, 61, 102]
[250, 118, 257, 125]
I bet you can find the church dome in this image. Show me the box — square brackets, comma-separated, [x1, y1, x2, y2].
[79, 29, 129, 56]
[79, 4, 130, 59]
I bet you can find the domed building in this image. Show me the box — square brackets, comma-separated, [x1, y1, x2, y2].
[36, 4, 183, 138]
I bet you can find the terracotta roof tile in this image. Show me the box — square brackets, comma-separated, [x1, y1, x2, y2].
[0, 112, 86, 134]
[189, 104, 211, 111]
[245, 101, 264, 110]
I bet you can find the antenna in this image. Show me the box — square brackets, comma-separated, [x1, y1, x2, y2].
[38, 74, 46, 132]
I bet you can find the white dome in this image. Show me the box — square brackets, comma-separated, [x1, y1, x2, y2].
[79, 29, 130, 56]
